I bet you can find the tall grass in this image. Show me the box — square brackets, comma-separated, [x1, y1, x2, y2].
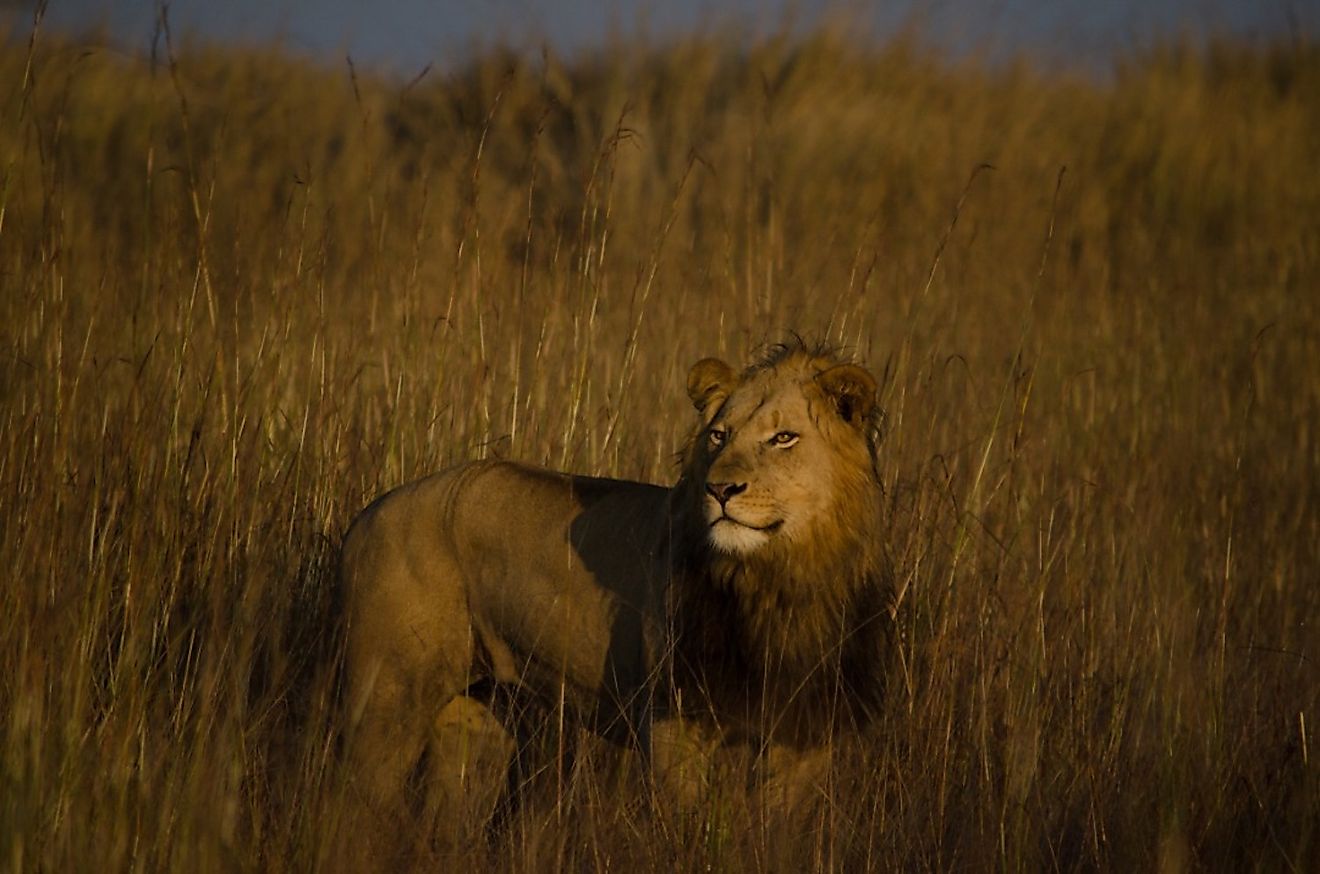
[1, 17, 1317, 871]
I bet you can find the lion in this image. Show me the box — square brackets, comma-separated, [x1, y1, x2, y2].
[339, 339, 890, 861]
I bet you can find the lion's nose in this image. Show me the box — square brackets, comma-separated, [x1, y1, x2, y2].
[706, 481, 747, 506]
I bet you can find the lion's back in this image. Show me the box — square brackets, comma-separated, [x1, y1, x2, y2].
[342, 459, 673, 700]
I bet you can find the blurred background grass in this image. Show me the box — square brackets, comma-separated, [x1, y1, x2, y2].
[0, 12, 1317, 871]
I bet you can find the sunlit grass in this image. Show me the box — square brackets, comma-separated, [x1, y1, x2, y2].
[1, 18, 1317, 871]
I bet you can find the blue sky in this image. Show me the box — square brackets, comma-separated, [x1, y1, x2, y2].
[8, 1, 1314, 75]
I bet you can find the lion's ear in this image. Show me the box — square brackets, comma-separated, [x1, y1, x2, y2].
[816, 363, 877, 427]
[687, 358, 738, 415]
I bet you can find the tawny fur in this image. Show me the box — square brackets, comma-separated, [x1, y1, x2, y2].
[338, 339, 890, 859]
[670, 341, 888, 746]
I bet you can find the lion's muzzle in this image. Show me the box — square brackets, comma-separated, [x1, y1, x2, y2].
[706, 480, 747, 506]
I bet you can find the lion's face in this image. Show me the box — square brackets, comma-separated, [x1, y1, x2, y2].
[685, 349, 879, 557]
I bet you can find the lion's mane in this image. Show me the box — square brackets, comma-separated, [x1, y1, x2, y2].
[668, 339, 890, 746]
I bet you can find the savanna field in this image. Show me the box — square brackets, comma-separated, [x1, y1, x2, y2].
[1, 14, 1318, 871]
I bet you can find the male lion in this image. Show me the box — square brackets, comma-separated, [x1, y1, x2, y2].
[340, 339, 890, 859]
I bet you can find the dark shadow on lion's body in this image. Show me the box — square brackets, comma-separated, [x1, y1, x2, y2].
[475, 474, 677, 832]
[561, 473, 672, 747]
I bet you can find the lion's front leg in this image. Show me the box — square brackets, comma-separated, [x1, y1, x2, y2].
[648, 715, 725, 813]
[756, 742, 832, 816]
[748, 742, 836, 870]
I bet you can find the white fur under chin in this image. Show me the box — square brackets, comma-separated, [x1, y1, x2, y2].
[708, 520, 772, 554]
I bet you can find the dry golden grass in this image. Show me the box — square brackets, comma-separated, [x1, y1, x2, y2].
[0, 16, 1317, 871]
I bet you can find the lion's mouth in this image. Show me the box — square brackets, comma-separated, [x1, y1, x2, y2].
[711, 515, 783, 534]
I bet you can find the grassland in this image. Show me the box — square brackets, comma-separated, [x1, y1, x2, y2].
[1, 15, 1317, 871]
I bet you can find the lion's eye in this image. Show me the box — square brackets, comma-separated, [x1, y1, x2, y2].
[770, 431, 799, 447]
[708, 428, 728, 447]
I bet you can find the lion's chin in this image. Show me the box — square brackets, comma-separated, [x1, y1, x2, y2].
[708, 518, 781, 555]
